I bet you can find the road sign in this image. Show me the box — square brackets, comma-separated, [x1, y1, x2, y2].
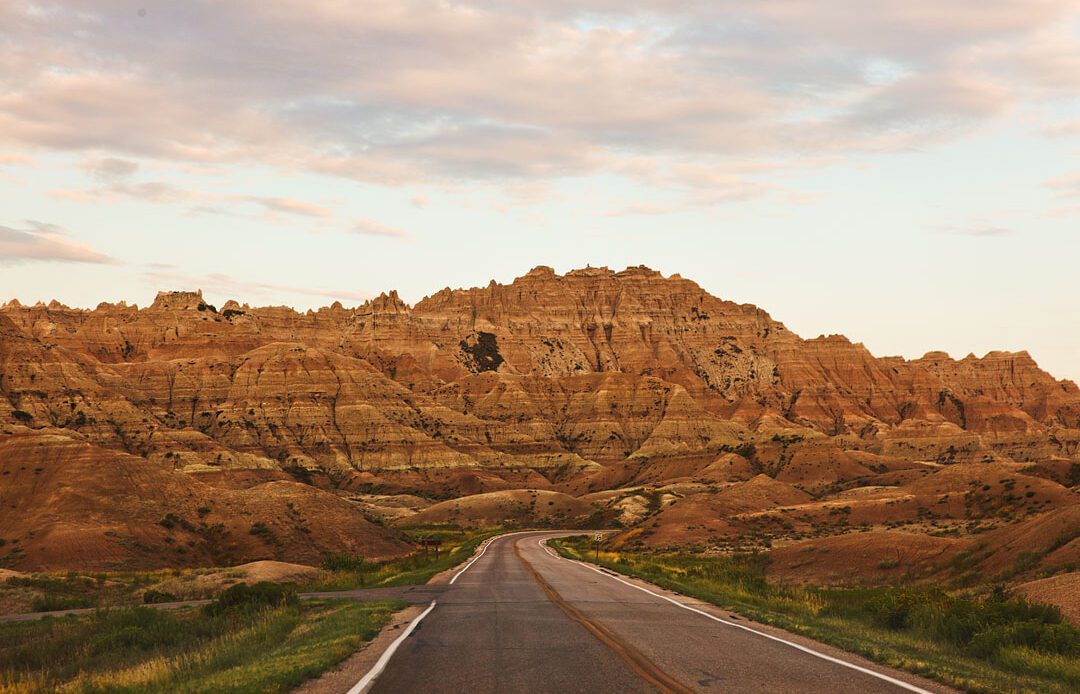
[418, 538, 443, 559]
[594, 533, 603, 542]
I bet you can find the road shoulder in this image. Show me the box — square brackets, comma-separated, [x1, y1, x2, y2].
[292, 603, 425, 694]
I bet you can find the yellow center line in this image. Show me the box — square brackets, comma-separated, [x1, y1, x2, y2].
[513, 538, 696, 694]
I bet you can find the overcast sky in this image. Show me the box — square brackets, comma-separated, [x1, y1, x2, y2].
[1, 1, 1078, 381]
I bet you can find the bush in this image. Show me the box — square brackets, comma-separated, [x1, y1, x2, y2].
[143, 589, 179, 604]
[322, 554, 372, 572]
[968, 621, 1080, 659]
[872, 587, 1079, 660]
[867, 590, 919, 630]
[31, 593, 94, 612]
[204, 582, 297, 616]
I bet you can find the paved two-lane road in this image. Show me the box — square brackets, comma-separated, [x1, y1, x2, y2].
[368, 532, 952, 694]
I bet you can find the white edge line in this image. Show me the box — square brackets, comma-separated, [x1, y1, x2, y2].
[449, 530, 532, 584]
[347, 599, 438, 694]
[349, 531, 530, 693]
[540, 538, 936, 694]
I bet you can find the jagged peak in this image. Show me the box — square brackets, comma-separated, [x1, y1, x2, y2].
[91, 300, 130, 310]
[565, 265, 614, 278]
[520, 264, 665, 282]
[365, 289, 410, 312]
[809, 334, 852, 344]
[980, 349, 1035, 361]
[615, 265, 662, 279]
[151, 290, 206, 310]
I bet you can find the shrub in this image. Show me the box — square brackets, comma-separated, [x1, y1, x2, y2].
[143, 589, 179, 604]
[968, 621, 1080, 659]
[249, 521, 278, 543]
[867, 590, 918, 630]
[204, 582, 297, 616]
[322, 554, 372, 572]
[31, 593, 94, 612]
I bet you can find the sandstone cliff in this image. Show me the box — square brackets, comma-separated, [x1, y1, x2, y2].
[1, 266, 1077, 569]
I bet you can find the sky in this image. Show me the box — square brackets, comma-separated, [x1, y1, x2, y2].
[1, 1, 1079, 381]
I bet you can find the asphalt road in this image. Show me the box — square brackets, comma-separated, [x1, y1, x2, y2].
[368, 532, 952, 694]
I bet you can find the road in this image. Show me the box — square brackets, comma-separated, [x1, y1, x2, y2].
[366, 531, 952, 694]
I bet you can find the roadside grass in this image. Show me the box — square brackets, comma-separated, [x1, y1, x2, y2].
[2, 526, 500, 614]
[551, 536, 1080, 694]
[1, 569, 248, 614]
[304, 525, 503, 591]
[0, 590, 403, 693]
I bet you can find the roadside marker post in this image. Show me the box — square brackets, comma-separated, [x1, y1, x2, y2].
[594, 532, 602, 561]
[418, 537, 443, 560]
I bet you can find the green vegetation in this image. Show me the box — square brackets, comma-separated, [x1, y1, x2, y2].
[29, 593, 94, 613]
[141, 590, 179, 605]
[4, 575, 104, 613]
[3, 526, 497, 614]
[202, 581, 297, 616]
[1, 569, 210, 614]
[305, 525, 502, 591]
[552, 536, 1080, 694]
[0, 593, 402, 693]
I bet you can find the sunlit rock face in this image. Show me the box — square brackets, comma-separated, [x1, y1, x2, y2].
[1, 266, 1078, 567]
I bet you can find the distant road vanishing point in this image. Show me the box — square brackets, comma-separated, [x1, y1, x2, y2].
[359, 532, 953, 694]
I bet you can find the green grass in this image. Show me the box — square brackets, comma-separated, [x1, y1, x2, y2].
[3, 526, 501, 614]
[2, 569, 237, 613]
[551, 537, 1080, 694]
[304, 526, 504, 591]
[0, 597, 403, 693]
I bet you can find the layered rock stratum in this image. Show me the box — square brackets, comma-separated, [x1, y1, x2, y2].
[1, 266, 1077, 576]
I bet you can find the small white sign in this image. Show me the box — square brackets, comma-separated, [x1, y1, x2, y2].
[594, 533, 603, 542]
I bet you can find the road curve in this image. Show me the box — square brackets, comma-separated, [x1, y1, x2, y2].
[366, 531, 953, 694]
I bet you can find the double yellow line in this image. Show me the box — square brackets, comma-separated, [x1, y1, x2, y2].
[513, 540, 695, 694]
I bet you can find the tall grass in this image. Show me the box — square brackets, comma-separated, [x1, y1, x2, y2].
[0, 596, 402, 693]
[305, 526, 503, 591]
[552, 537, 1080, 694]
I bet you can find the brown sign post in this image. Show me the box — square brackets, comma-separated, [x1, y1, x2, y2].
[419, 537, 443, 560]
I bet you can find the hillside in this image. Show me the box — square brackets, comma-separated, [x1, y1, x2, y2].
[1, 266, 1077, 573]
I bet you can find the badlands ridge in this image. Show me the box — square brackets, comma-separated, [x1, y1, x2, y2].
[0, 266, 1076, 585]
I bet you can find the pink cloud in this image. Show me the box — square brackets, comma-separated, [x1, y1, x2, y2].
[242, 196, 333, 218]
[1046, 173, 1080, 197]
[0, 0, 1074, 192]
[0, 222, 117, 265]
[353, 219, 410, 238]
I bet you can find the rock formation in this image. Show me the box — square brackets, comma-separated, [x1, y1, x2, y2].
[1, 266, 1076, 572]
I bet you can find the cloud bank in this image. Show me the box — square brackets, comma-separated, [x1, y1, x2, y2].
[1, 0, 1076, 196]
[0, 221, 117, 265]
